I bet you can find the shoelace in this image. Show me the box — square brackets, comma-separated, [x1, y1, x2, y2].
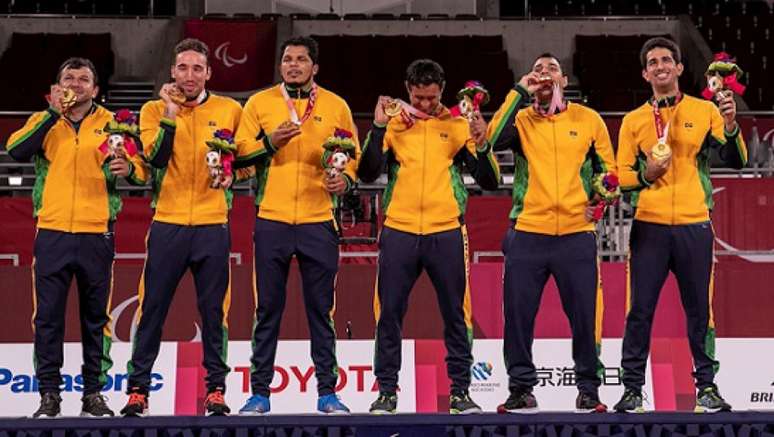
[205, 391, 226, 405]
[377, 394, 394, 403]
[90, 394, 109, 407]
[451, 394, 470, 402]
[127, 393, 147, 406]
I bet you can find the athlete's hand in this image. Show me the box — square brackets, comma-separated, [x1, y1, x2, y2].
[469, 111, 487, 148]
[325, 173, 348, 195]
[518, 72, 543, 95]
[718, 92, 737, 132]
[644, 150, 671, 183]
[159, 83, 182, 119]
[270, 124, 301, 149]
[584, 194, 602, 223]
[109, 156, 131, 177]
[48, 85, 65, 113]
[218, 174, 233, 189]
[375, 96, 392, 126]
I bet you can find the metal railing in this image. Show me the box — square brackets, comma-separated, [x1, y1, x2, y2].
[0, 253, 20, 266]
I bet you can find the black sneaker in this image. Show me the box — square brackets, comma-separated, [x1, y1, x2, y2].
[32, 392, 62, 418]
[204, 388, 231, 416]
[120, 388, 149, 417]
[369, 392, 397, 414]
[613, 388, 644, 413]
[81, 393, 115, 417]
[449, 391, 482, 414]
[498, 387, 538, 414]
[576, 391, 607, 413]
[695, 386, 732, 413]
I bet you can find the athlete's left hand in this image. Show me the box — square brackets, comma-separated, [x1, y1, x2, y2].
[469, 111, 487, 147]
[584, 194, 602, 223]
[718, 92, 737, 132]
[109, 157, 131, 177]
[325, 174, 347, 195]
[218, 174, 233, 189]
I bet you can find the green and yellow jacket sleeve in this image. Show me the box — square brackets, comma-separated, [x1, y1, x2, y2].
[357, 124, 388, 183]
[235, 93, 276, 165]
[5, 108, 60, 162]
[458, 138, 501, 190]
[707, 104, 747, 169]
[125, 150, 149, 186]
[616, 114, 651, 191]
[140, 101, 176, 168]
[338, 105, 361, 192]
[487, 85, 530, 152]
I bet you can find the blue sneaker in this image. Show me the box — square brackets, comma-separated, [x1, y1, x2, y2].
[317, 394, 350, 414]
[239, 394, 270, 415]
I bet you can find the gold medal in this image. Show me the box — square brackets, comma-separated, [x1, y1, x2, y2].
[384, 100, 403, 118]
[652, 141, 672, 161]
[538, 74, 553, 86]
[60, 88, 77, 112]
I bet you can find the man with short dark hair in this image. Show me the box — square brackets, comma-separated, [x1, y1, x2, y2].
[487, 53, 615, 413]
[235, 35, 358, 415]
[5, 57, 147, 418]
[613, 37, 744, 413]
[121, 38, 243, 417]
[359, 59, 500, 415]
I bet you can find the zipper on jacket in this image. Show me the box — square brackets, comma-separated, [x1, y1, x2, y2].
[420, 121, 427, 235]
[189, 110, 196, 225]
[552, 118, 559, 235]
[70, 133, 79, 233]
[294, 131, 301, 225]
[294, 94, 300, 225]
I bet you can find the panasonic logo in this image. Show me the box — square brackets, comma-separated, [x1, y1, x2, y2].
[0, 368, 164, 393]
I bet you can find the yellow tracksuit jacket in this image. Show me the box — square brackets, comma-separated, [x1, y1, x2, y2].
[141, 92, 242, 226]
[617, 94, 747, 225]
[488, 86, 617, 235]
[235, 83, 359, 225]
[358, 107, 501, 235]
[5, 105, 148, 233]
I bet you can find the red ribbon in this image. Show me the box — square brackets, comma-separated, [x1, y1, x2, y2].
[221, 153, 234, 177]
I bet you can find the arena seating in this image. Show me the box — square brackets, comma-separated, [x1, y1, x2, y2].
[312, 35, 514, 113]
[501, 0, 774, 110]
[0, 32, 114, 111]
[1, 0, 176, 15]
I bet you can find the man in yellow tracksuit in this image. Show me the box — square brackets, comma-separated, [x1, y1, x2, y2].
[357, 59, 500, 415]
[5, 57, 147, 418]
[613, 37, 744, 413]
[234, 36, 358, 415]
[121, 39, 242, 417]
[488, 53, 615, 413]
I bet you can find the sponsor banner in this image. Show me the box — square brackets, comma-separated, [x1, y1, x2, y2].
[715, 338, 774, 410]
[221, 340, 416, 414]
[465, 339, 655, 411]
[0, 342, 177, 417]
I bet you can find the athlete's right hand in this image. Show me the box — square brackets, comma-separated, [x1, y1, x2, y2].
[159, 83, 181, 119]
[269, 123, 301, 149]
[374, 96, 391, 126]
[644, 150, 671, 183]
[48, 85, 64, 113]
[517, 72, 543, 95]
